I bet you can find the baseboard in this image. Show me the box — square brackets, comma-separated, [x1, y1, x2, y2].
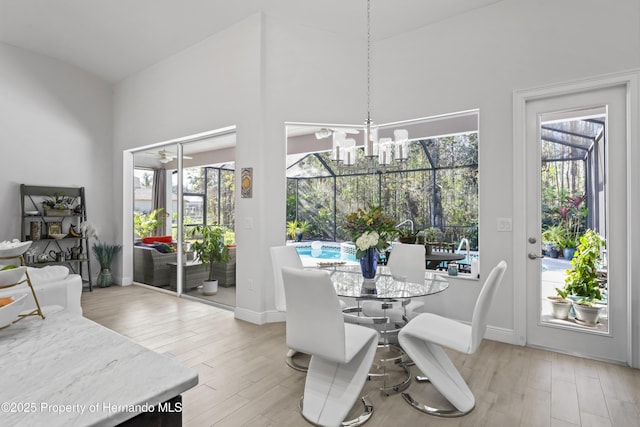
[264, 310, 286, 323]
[234, 306, 269, 325]
[485, 325, 517, 345]
[117, 275, 133, 286]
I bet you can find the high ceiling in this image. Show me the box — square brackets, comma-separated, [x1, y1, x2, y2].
[0, 0, 502, 83]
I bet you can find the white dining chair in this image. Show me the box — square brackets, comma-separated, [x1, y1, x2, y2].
[361, 242, 426, 323]
[398, 260, 507, 417]
[270, 245, 360, 371]
[269, 245, 308, 371]
[282, 266, 379, 427]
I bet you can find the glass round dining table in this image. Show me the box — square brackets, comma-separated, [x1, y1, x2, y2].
[317, 264, 449, 300]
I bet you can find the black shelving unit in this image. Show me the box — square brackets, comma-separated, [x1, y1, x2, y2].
[20, 185, 93, 291]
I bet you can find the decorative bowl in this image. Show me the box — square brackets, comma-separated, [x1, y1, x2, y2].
[0, 293, 27, 329]
[49, 233, 67, 240]
[0, 241, 32, 258]
[0, 266, 27, 287]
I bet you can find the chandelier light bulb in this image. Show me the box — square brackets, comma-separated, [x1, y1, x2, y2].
[331, 130, 346, 162]
[343, 138, 357, 165]
[394, 129, 409, 161]
[378, 137, 393, 165]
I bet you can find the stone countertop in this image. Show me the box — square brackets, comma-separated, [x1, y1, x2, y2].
[0, 308, 198, 426]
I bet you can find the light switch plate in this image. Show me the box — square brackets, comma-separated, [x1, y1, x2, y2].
[244, 217, 253, 229]
[497, 217, 512, 232]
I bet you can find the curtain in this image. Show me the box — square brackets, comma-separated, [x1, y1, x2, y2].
[151, 169, 167, 236]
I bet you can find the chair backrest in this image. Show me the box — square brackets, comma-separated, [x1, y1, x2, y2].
[270, 246, 303, 312]
[281, 266, 346, 363]
[470, 260, 507, 353]
[387, 242, 426, 284]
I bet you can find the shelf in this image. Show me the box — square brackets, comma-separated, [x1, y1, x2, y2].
[26, 260, 88, 267]
[20, 184, 93, 292]
[25, 236, 83, 241]
[23, 214, 82, 218]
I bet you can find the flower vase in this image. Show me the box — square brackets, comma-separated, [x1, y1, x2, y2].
[359, 248, 378, 280]
[97, 268, 113, 288]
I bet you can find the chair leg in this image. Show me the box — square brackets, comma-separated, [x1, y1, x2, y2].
[300, 337, 377, 426]
[299, 396, 373, 427]
[401, 392, 472, 417]
[400, 340, 475, 417]
[286, 349, 309, 372]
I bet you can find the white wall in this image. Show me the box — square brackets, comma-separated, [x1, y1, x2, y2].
[112, 1, 640, 332]
[374, 0, 640, 335]
[0, 42, 114, 282]
[108, 0, 638, 348]
[114, 14, 264, 317]
[113, 13, 364, 322]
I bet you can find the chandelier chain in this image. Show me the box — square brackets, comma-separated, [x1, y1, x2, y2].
[366, 0, 371, 124]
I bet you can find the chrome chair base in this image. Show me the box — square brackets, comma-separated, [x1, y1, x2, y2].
[285, 349, 309, 372]
[401, 392, 474, 418]
[299, 396, 374, 427]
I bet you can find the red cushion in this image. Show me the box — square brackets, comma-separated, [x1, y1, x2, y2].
[142, 235, 172, 244]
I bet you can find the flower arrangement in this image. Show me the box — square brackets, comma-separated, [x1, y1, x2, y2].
[344, 205, 397, 258]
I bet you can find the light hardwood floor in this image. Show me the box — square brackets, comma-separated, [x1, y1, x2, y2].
[81, 285, 640, 427]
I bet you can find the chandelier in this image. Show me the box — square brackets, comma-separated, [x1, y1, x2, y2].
[328, 0, 409, 172]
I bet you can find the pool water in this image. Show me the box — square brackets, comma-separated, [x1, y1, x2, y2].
[296, 247, 343, 260]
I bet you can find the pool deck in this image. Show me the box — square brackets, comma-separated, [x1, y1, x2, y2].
[299, 256, 358, 268]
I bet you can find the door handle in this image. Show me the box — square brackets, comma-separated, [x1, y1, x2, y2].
[528, 252, 544, 260]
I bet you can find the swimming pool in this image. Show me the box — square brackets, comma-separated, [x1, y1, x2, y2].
[294, 241, 479, 270]
[294, 242, 357, 262]
[296, 246, 342, 260]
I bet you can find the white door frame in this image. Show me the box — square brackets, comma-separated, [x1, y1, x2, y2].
[513, 70, 640, 368]
[123, 126, 237, 297]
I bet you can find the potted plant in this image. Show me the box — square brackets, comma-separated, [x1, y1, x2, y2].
[544, 226, 583, 259]
[562, 229, 605, 325]
[43, 193, 78, 216]
[189, 224, 230, 295]
[544, 194, 587, 260]
[92, 241, 122, 288]
[286, 220, 310, 242]
[397, 228, 417, 244]
[547, 287, 571, 320]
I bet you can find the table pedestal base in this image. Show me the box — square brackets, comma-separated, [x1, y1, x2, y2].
[368, 345, 411, 396]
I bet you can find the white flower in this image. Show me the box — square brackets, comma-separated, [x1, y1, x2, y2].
[355, 231, 379, 251]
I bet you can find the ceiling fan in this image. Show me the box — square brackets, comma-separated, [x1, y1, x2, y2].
[315, 127, 360, 139]
[156, 149, 192, 164]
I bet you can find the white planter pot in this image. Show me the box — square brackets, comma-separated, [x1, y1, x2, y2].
[550, 300, 571, 320]
[572, 303, 602, 325]
[203, 279, 218, 296]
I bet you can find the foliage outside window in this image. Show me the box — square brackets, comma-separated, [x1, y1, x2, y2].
[171, 165, 235, 241]
[134, 208, 165, 238]
[287, 133, 479, 249]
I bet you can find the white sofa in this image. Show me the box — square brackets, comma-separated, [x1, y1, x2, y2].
[0, 266, 83, 315]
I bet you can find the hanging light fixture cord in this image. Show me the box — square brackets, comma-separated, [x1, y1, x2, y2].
[366, 0, 372, 128]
